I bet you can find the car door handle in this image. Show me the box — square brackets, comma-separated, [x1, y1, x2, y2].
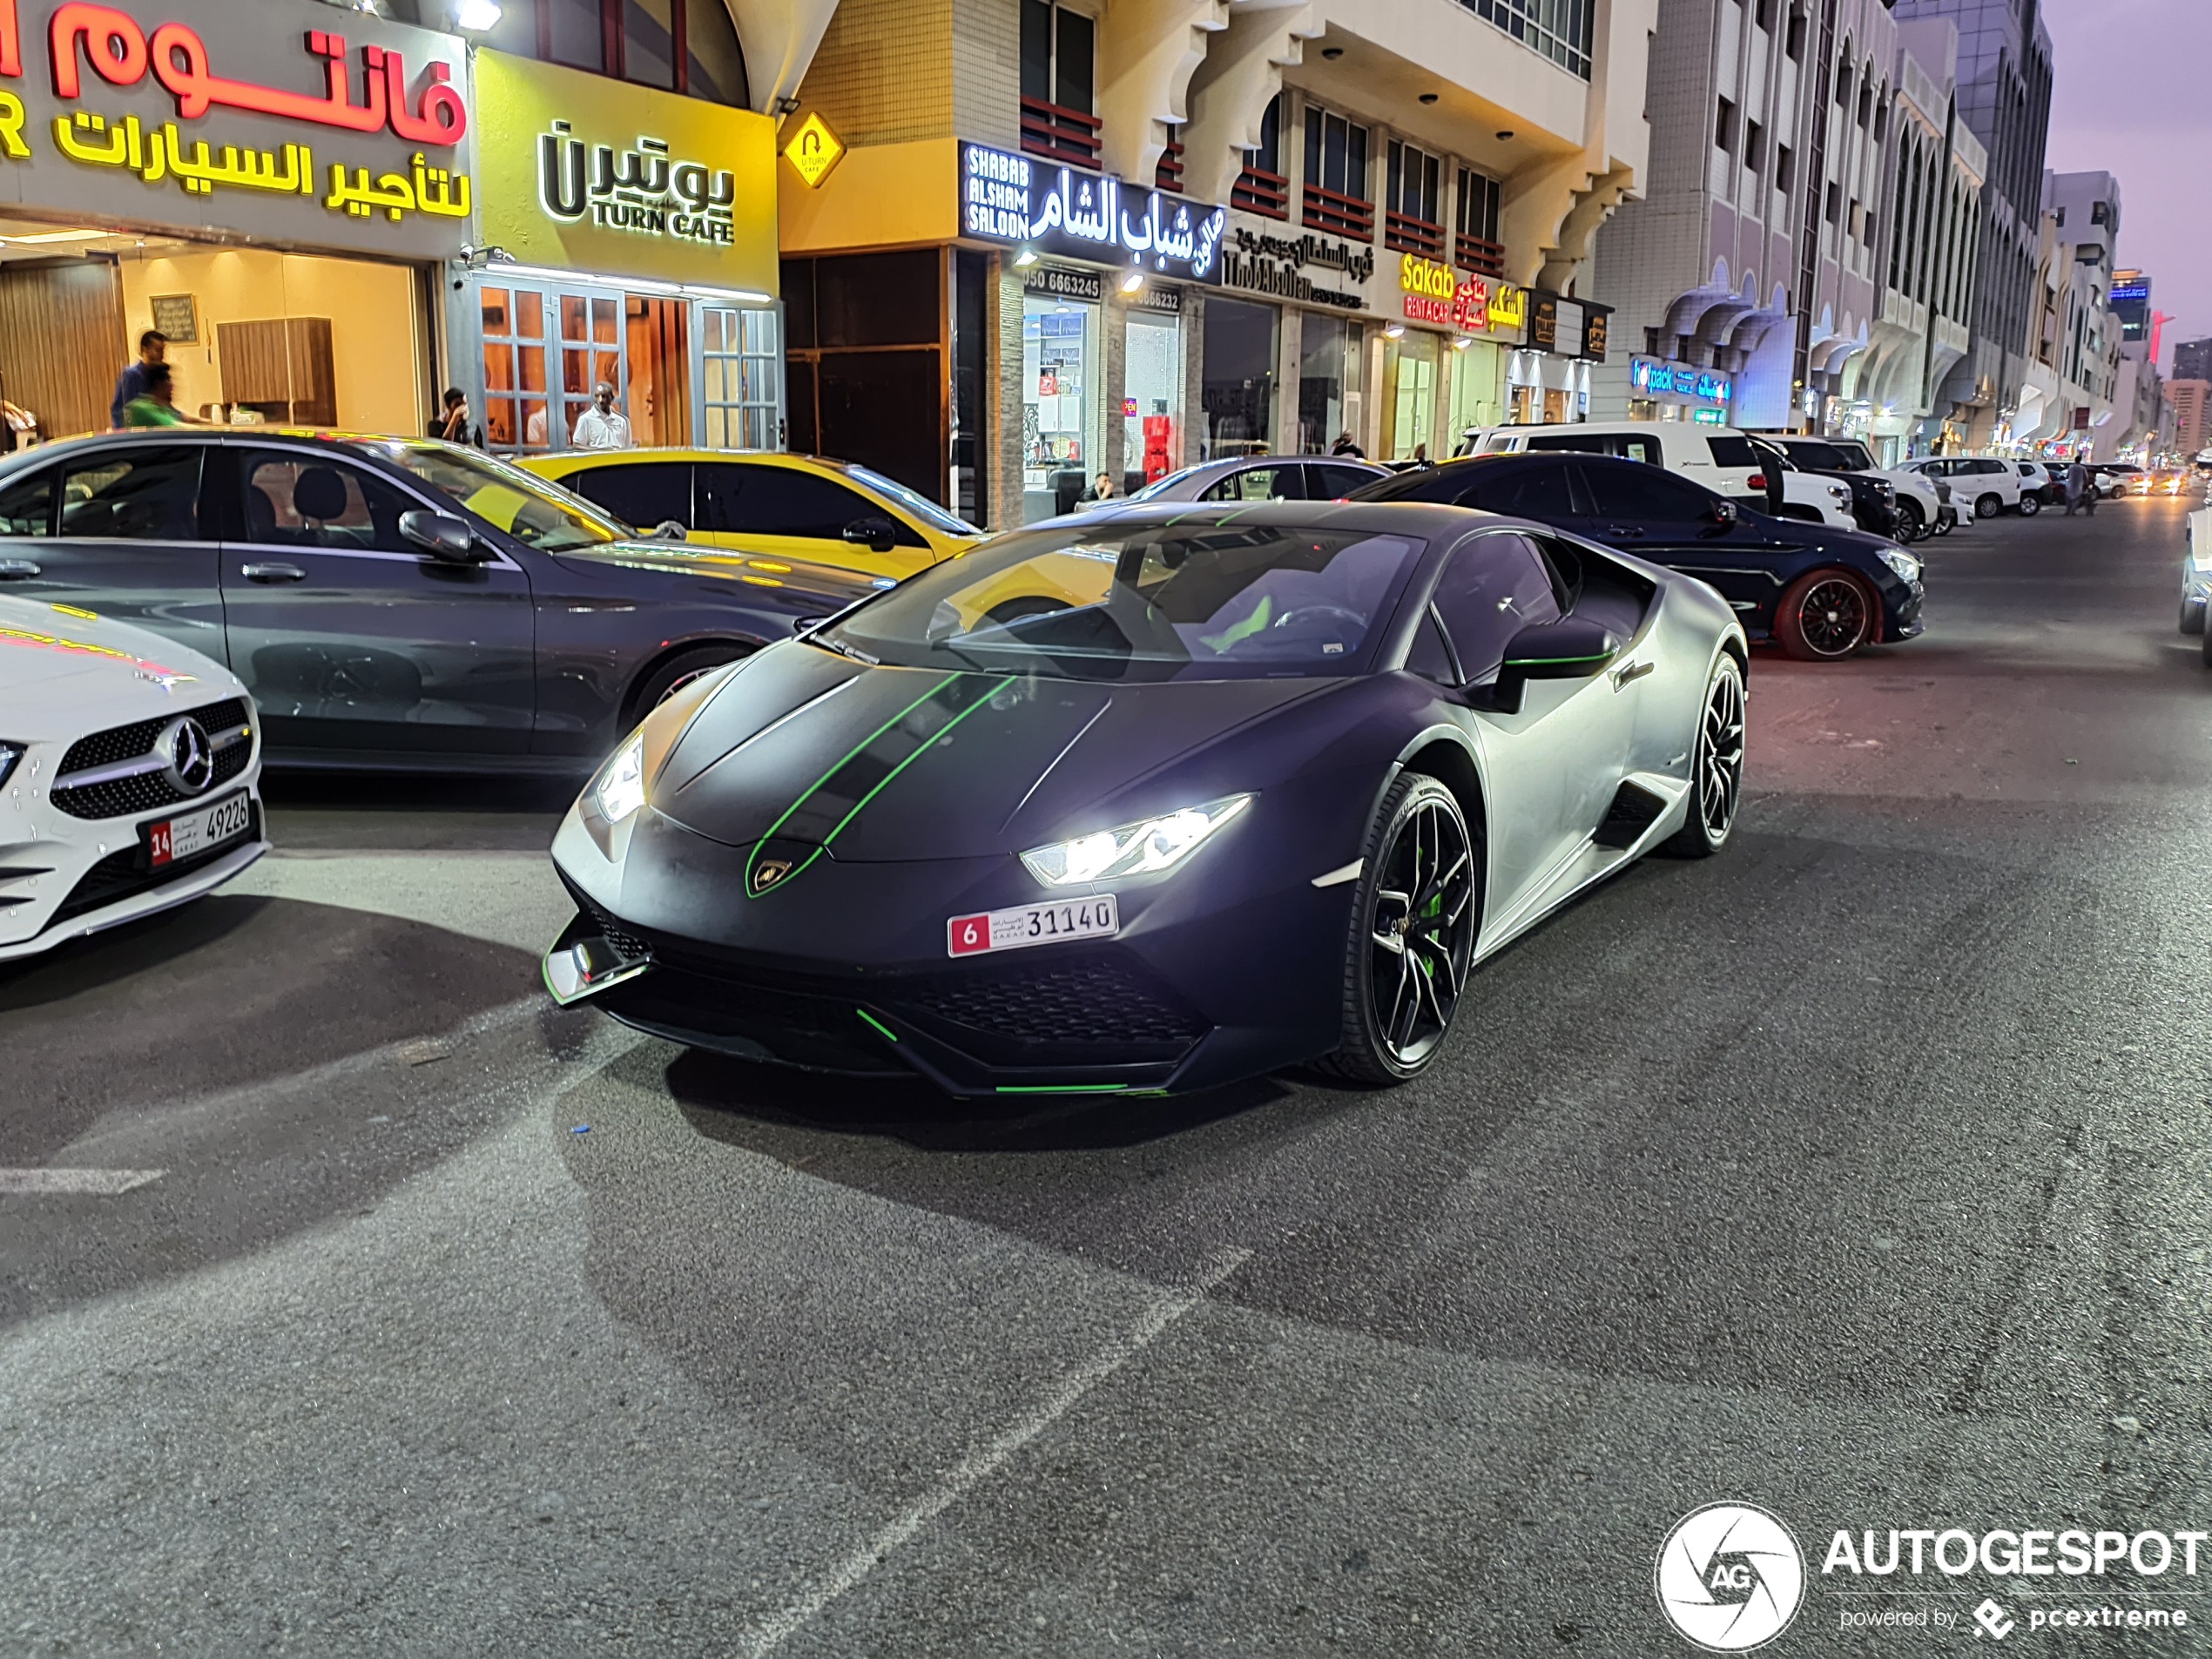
[0, 556, 37, 578]
[240, 561, 307, 583]
[1606, 525, 1645, 539]
[1611, 658, 1655, 691]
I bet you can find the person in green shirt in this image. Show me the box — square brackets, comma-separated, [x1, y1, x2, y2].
[121, 363, 189, 428]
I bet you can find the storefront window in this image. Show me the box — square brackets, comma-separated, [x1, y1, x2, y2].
[1024, 293, 1098, 520]
[1382, 330, 1439, 460]
[1201, 296, 1278, 459]
[701, 307, 780, 449]
[1447, 338, 1503, 450]
[1124, 309, 1184, 490]
[1298, 314, 1361, 453]
[496, 0, 751, 105]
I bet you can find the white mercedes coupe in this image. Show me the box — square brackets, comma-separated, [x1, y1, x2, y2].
[0, 595, 266, 961]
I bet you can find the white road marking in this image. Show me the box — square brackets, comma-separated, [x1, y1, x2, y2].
[0, 1168, 165, 1195]
[741, 1245, 1252, 1658]
[1311, 859, 1364, 888]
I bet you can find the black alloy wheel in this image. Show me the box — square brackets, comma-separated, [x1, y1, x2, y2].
[1776, 569, 1875, 661]
[1664, 655, 1746, 857]
[1322, 774, 1480, 1084]
[1897, 500, 1925, 542]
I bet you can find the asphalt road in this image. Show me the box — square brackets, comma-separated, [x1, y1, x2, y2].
[3, 491, 2210, 1657]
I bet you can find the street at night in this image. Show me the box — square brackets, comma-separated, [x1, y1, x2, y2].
[6, 495, 2209, 1655]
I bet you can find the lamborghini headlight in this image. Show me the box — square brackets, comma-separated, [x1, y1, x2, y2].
[1878, 546, 1921, 583]
[594, 732, 648, 823]
[1022, 794, 1252, 887]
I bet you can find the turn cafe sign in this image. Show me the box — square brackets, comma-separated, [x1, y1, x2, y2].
[1398, 253, 1527, 335]
[0, 0, 473, 258]
[960, 141, 1226, 285]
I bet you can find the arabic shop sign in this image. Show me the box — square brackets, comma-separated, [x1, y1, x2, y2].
[1396, 255, 1530, 338]
[1222, 224, 1372, 310]
[959, 141, 1225, 286]
[539, 124, 736, 246]
[0, 0, 472, 259]
[476, 51, 777, 293]
[1630, 355, 1732, 404]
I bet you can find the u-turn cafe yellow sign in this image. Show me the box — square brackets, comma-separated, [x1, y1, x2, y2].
[474, 51, 777, 295]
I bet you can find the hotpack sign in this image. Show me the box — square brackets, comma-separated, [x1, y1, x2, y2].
[0, 0, 473, 258]
[476, 50, 777, 294]
[960, 141, 1226, 286]
[1631, 355, 1732, 404]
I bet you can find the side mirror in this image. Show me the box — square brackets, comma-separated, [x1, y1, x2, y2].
[843, 516, 899, 554]
[1486, 617, 1620, 715]
[400, 509, 478, 563]
[1711, 497, 1740, 527]
[651, 519, 688, 542]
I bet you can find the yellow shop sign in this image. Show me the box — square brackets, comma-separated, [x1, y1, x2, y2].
[1488, 283, 1529, 331]
[475, 51, 777, 294]
[1399, 253, 1458, 300]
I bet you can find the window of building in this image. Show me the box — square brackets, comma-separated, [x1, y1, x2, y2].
[1825, 181, 1841, 225]
[1459, 0, 1594, 81]
[1303, 105, 1372, 238]
[1834, 61, 1852, 112]
[1776, 144, 1795, 192]
[1858, 79, 1873, 129]
[514, 0, 747, 103]
[1021, 1, 1100, 167]
[1233, 93, 1289, 219]
[1744, 120, 1765, 174]
[1754, 0, 1774, 29]
[2090, 200, 2109, 226]
[1785, 9, 1805, 59]
[1715, 97, 1737, 153]
[1385, 139, 1445, 255]
[1456, 166, 1503, 274]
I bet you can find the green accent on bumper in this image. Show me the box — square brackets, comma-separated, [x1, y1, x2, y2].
[856, 1009, 899, 1043]
[994, 1083, 1131, 1095]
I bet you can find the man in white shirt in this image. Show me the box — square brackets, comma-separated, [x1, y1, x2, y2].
[570, 382, 632, 449]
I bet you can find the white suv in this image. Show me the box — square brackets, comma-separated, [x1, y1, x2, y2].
[1895, 455, 2030, 519]
[1459, 422, 1855, 528]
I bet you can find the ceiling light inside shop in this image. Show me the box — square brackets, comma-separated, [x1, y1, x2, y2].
[1383, 323, 1406, 340]
[1452, 335, 1473, 350]
[453, 0, 502, 28]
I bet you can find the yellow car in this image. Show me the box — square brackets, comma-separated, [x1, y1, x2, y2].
[517, 448, 987, 582]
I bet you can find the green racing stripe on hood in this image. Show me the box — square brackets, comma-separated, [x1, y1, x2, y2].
[744, 672, 1016, 896]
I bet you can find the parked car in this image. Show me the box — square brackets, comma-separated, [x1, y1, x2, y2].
[2094, 462, 2144, 497]
[2013, 461, 2058, 507]
[0, 432, 880, 772]
[0, 592, 268, 960]
[1348, 451, 1923, 661]
[1757, 435, 1902, 539]
[2181, 505, 2211, 637]
[520, 448, 988, 583]
[1460, 421, 1855, 528]
[1765, 435, 1946, 542]
[1894, 455, 2029, 518]
[544, 501, 1749, 1094]
[1116, 455, 1391, 506]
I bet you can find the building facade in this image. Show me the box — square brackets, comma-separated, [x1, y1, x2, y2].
[1587, 0, 1901, 434]
[1889, 0, 2051, 450]
[2173, 338, 2212, 386]
[774, 0, 1659, 528]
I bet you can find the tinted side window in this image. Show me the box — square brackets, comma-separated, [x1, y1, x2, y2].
[1618, 435, 1663, 466]
[1309, 463, 1377, 499]
[60, 448, 203, 541]
[1430, 532, 1562, 682]
[239, 452, 415, 553]
[1581, 461, 1717, 521]
[698, 463, 895, 539]
[1521, 433, 1614, 455]
[1456, 462, 1581, 519]
[1704, 435, 1759, 469]
[563, 462, 693, 529]
[0, 466, 53, 536]
[1201, 465, 1303, 502]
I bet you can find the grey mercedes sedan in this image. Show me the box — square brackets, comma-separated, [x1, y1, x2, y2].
[0, 431, 880, 771]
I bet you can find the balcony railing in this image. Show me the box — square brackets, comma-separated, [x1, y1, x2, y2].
[1020, 96, 1103, 171]
[1302, 182, 1374, 241]
[1454, 233, 1507, 279]
[1155, 140, 1184, 194]
[1233, 165, 1290, 219]
[1386, 210, 1445, 259]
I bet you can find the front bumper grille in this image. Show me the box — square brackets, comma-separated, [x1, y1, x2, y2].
[51, 697, 253, 822]
[899, 954, 1206, 1054]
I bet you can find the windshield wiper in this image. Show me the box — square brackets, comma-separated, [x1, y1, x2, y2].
[807, 634, 880, 665]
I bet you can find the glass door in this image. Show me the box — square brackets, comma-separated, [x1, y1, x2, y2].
[698, 305, 783, 449]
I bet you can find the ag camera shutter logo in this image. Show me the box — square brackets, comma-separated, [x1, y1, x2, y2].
[1656, 1503, 1806, 1651]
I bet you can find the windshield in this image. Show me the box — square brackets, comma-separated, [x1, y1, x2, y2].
[356, 441, 630, 552]
[1831, 441, 1878, 470]
[847, 465, 984, 538]
[817, 520, 1425, 683]
[1784, 440, 1852, 470]
[1125, 466, 1201, 502]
